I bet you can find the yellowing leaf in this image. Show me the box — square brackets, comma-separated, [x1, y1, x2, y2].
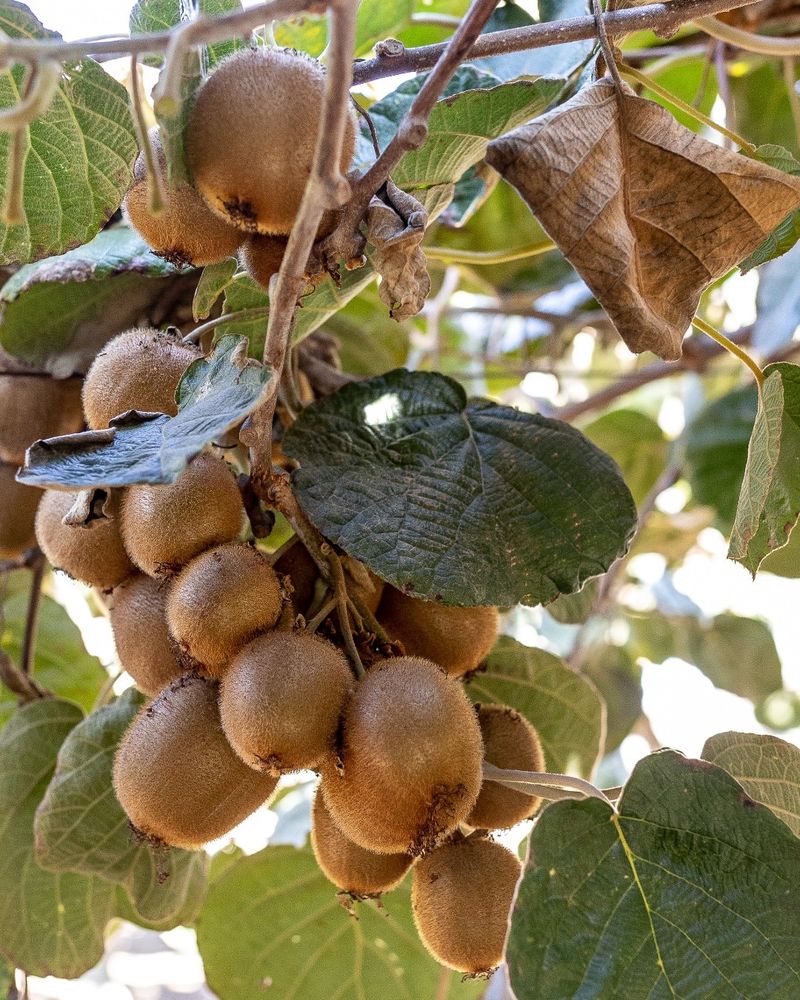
[487, 79, 800, 361]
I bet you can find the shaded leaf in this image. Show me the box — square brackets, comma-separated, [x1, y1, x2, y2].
[631, 507, 715, 564]
[18, 335, 270, 488]
[193, 257, 238, 320]
[0, 3, 137, 262]
[487, 79, 800, 360]
[703, 731, 800, 837]
[508, 750, 800, 999]
[0, 700, 115, 978]
[468, 636, 605, 777]
[0, 227, 181, 376]
[545, 575, 600, 624]
[729, 362, 800, 574]
[740, 145, 800, 271]
[583, 409, 667, 506]
[283, 369, 637, 607]
[580, 643, 641, 752]
[196, 844, 481, 1000]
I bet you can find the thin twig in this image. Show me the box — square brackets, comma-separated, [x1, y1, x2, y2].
[0, 648, 46, 702]
[305, 595, 337, 632]
[183, 307, 270, 344]
[692, 316, 764, 385]
[21, 552, 45, 675]
[0, 58, 60, 129]
[696, 13, 800, 55]
[128, 55, 166, 215]
[482, 761, 611, 803]
[424, 238, 555, 265]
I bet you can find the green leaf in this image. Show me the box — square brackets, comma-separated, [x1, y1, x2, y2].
[0, 699, 115, 978]
[704, 731, 800, 838]
[0, 960, 11, 995]
[283, 369, 637, 607]
[276, 0, 414, 58]
[328, 286, 410, 377]
[740, 146, 800, 272]
[582, 409, 667, 506]
[468, 637, 605, 777]
[508, 749, 800, 999]
[193, 257, 238, 320]
[19, 335, 271, 488]
[580, 643, 641, 751]
[685, 384, 757, 529]
[729, 362, 800, 574]
[196, 844, 481, 1000]
[544, 575, 600, 624]
[1, 584, 107, 720]
[34, 689, 208, 927]
[217, 267, 375, 359]
[0, 226, 181, 375]
[0, 3, 137, 262]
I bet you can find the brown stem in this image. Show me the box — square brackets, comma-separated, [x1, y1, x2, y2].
[21, 551, 45, 675]
[0, 649, 46, 702]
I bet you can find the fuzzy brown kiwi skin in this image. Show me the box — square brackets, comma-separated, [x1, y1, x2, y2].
[320, 656, 483, 855]
[468, 705, 545, 830]
[311, 789, 412, 898]
[125, 134, 244, 267]
[120, 453, 245, 578]
[82, 327, 200, 430]
[0, 463, 41, 559]
[166, 543, 283, 676]
[36, 489, 135, 589]
[378, 587, 500, 677]
[186, 47, 357, 235]
[219, 630, 354, 773]
[239, 234, 287, 288]
[109, 574, 184, 696]
[0, 375, 83, 465]
[412, 835, 522, 976]
[112, 674, 278, 849]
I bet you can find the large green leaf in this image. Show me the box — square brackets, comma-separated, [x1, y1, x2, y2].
[0, 699, 115, 977]
[467, 637, 605, 776]
[19, 335, 271, 488]
[0, 581, 107, 723]
[196, 844, 481, 1000]
[0, 227, 181, 375]
[729, 362, 800, 574]
[0, 3, 137, 263]
[35, 689, 208, 927]
[704, 731, 800, 838]
[583, 409, 667, 506]
[508, 750, 800, 999]
[283, 369, 637, 607]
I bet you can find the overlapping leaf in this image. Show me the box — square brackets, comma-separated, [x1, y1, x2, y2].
[0, 700, 115, 978]
[739, 144, 800, 272]
[18, 335, 270, 488]
[487, 79, 800, 360]
[283, 369, 637, 607]
[508, 750, 800, 999]
[0, 2, 137, 263]
[583, 409, 667, 505]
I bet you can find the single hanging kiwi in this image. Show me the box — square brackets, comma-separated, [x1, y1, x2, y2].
[0, 463, 41, 559]
[219, 629, 353, 772]
[36, 489, 135, 589]
[120, 453, 245, 577]
[0, 375, 83, 465]
[378, 586, 499, 676]
[165, 543, 283, 675]
[124, 132, 244, 267]
[311, 789, 412, 898]
[113, 674, 278, 849]
[186, 47, 356, 235]
[320, 656, 483, 855]
[239, 233, 288, 288]
[412, 835, 522, 975]
[468, 704, 545, 830]
[109, 574, 183, 695]
[82, 327, 200, 429]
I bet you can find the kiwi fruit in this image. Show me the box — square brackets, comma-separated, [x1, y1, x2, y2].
[120, 454, 245, 577]
[166, 543, 283, 675]
[412, 835, 522, 975]
[468, 705, 545, 830]
[109, 574, 183, 696]
[82, 328, 200, 430]
[35, 489, 134, 589]
[320, 656, 483, 855]
[112, 674, 277, 849]
[240, 234, 288, 288]
[219, 629, 353, 772]
[378, 587, 499, 677]
[0, 375, 83, 464]
[124, 134, 244, 267]
[186, 47, 356, 235]
[311, 789, 412, 898]
[0, 463, 41, 558]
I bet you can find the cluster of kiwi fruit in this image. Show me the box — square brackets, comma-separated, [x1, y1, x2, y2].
[125, 45, 356, 285]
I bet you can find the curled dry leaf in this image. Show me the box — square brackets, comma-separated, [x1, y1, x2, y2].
[62, 488, 114, 526]
[366, 181, 431, 321]
[486, 79, 800, 361]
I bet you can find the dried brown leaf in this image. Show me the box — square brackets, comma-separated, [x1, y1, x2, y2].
[366, 182, 431, 322]
[487, 79, 800, 360]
